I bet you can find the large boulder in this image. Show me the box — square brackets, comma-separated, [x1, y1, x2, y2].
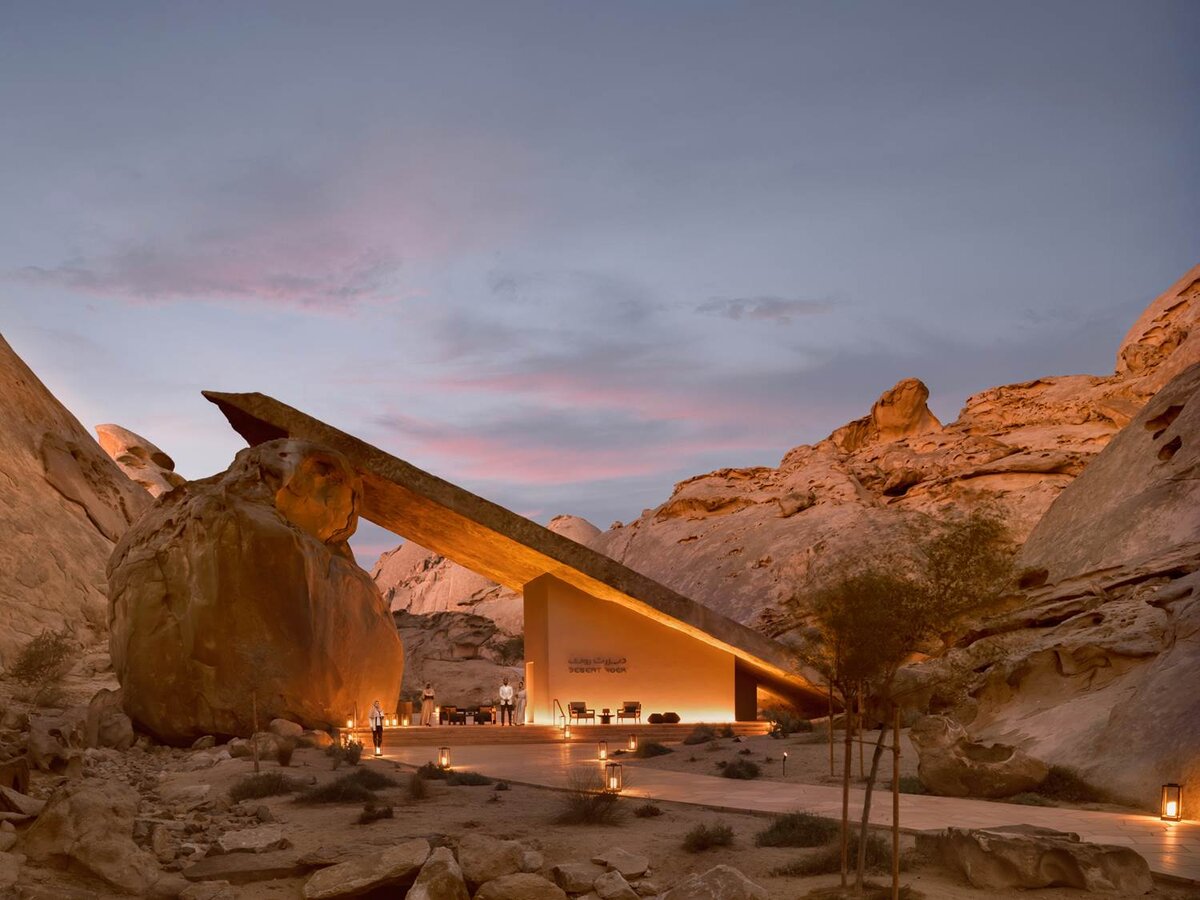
[0, 334, 150, 668]
[474, 873, 567, 900]
[408, 846, 469, 900]
[927, 825, 1152, 894]
[108, 439, 405, 744]
[910, 715, 1048, 798]
[301, 838, 428, 899]
[455, 832, 524, 888]
[85, 688, 135, 751]
[95, 423, 186, 498]
[20, 781, 162, 894]
[660, 865, 768, 900]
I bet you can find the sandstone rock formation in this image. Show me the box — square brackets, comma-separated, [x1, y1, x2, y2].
[909, 714, 1048, 798]
[95, 423, 186, 497]
[373, 514, 601, 634]
[590, 267, 1200, 629]
[394, 610, 522, 709]
[0, 334, 150, 666]
[108, 439, 405, 744]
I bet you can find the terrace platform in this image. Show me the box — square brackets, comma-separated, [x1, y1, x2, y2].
[351, 721, 770, 747]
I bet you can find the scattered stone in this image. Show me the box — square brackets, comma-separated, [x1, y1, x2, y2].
[21, 781, 162, 894]
[191, 736, 216, 751]
[27, 713, 83, 774]
[181, 882, 236, 900]
[594, 869, 638, 900]
[928, 825, 1153, 894]
[268, 718, 304, 739]
[0, 832, 15, 853]
[633, 881, 659, 897]
[213, 825, 290, 855]
[254, 805, 275, 824]
[910, 715, 1049, 798]
[301, 838, 429, 898]
[520, 849, 545, 873]
[408, 845, 469, 900]
[456, 832, 524, 887]
[474, 873, 568, 900]
[85, 687, 135, 750]
[551, 861, 607, 893]
[0, 851, 24, 889]
[297, 730, 334, 750]
[183, 851, 308, 885]
[592, 848, 649, 879]
[660, 865, 768, 900]
[149, 823, 174, 863]
[0, 785, 44, 817]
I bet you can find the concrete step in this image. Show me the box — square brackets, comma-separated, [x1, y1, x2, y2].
[354, 721, 770, 747]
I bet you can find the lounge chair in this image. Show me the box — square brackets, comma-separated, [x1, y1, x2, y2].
[616, 701, 641, 724]
[568, 701, 595, 724]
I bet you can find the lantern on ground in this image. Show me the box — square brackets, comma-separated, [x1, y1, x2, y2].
[402, 716, 410, 727]
[563, 724, 571, 740]
[438, 747, 452, 770]
[346, 717, 354, 729]
[1162, 783, 1183, 822]
[628, 734, 637, 752]
[604, 762, 623, 793]
[597, 740, 608, 761]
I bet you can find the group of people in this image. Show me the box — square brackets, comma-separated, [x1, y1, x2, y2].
[418, 676, 527, 726]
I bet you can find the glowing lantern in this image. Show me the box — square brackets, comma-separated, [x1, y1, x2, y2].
[1162, 783, 1183, 822]
[628, 734, 637, 752]
[597, 740, 608, 761]
[563, 724, 571, 740]
[604, 762, 623, 793]
[438, 747, 452, 770]
[402, 716, 410, 727]
[346, 718, 354, 729]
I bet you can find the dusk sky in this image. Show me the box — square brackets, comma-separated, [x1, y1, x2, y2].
[2, 2, 1197, 564]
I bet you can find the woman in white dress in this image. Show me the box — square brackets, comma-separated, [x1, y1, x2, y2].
[514, 680, 527, 726]
[419, 682, 435, 726]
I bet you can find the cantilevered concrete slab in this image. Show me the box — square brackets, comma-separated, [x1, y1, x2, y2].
[204, 390, 823, 711]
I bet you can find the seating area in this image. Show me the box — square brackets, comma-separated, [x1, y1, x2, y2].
[567, 700, 641, 725]
[438, 704, 498, 725]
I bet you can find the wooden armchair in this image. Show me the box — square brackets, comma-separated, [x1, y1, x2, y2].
[568, 701, 595, 724]
[615, 701, 641, 724]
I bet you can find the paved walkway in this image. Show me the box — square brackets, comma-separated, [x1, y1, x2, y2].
[382, 742, 1200, 884]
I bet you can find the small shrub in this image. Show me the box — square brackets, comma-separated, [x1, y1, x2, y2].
[446, 770, 493, 786]
[6, 629, 74, 705]
[297, 774, 377, 805]
[683, 724, 718, 745]
[773, 832, 898, 876]
[417, 761, 448, 780]
[487, 793, 500, 803]
[344, 740, 363, 766]
[328, 740, 365, 770]
[1036, 766, 1106, 804]
[357, 802, 394, 825]
[738, 748, 753, 756]
[719, 724, 735, 738]
[633, 741, 672, 759]
[494, 781, 510, 791]
[346, 768, 398, 790]
[554, 770, 624, 826]
[895, 776, 927, 795]
[755, 811, 838, 848]
[229, 772, 300, 802]
[688, 755, 699, 763]
[763, 705, 810, 738]
[683, 822, 734, 853]
[633, 802, 663, 818]
[721, 759, 760, 780]
[275, 739, 295, 767]
[407, 773, 429, 801]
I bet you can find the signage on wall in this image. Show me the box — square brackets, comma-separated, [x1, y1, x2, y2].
[568, 655, 628, 674]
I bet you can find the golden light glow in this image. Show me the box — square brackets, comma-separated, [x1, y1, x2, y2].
[402, 716, 410, 727]
[1162, 784, 1183, 822]
[563, 724, 571, 740]
[597, 740, 608, 761]
[628, 734, 637, 751]
[346, 718, 354, 729]
[604, 762, 623, 793]
[438, 747, 452, 770]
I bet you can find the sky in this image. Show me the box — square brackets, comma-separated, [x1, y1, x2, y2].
[2, 1, 1197, 566]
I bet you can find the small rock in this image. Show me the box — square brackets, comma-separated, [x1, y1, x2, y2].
[301, 838, 429, 899]
[475, 873, 568, 900]
[268, 718, 304, 739]
[213, 825, 290, 855]
[633, 881, 659, 897]
[551, 861, 608, 893]
[594, 869, 638, 900]
[661, 865, 767, 900]
[0, 785, 44, 817]
[408, 846, 469, 900]
[254, 805, 275, 824]
[520, 849, 545, 872]
[592, 848, 650, 879]
[456, 832, 525, 887]
[0, 832, 15, 853]
[191, 736, 216, 751]
[297, 730, 334, 750]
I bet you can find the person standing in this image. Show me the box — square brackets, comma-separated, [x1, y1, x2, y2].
[498, 677, 514, 726]
[514, 679, 527, 726]
[369, 699, 385, 755]
[420, 682, 436, 727]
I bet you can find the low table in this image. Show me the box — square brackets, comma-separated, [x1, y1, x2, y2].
[599, 709, 612, 725]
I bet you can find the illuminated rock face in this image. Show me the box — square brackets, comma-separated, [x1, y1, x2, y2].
[108, 439, 404, 745]
[95, 424, 186, 497]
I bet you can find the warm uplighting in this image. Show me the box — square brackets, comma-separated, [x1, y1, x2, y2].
[628, 734, 637, 752]
[438, 747, 452, 770]
[346, 718, 354, 729]
[604, 762, 623, 793]
[563, 724, 572, 740]
[1162, 783, 1183, 822]
[597, 740, 608, 761]
[402, 716, 410, 727]
[782, 751, 788, 776]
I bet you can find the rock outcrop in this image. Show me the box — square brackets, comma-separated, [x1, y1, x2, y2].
[373, 514, 601, 634]
[910, 715, 1048, 798]
[108, 439, 405, 744]
[95, 423, 186, 497]
[395, 610, 522, 709]
[0, 334, 150, 666]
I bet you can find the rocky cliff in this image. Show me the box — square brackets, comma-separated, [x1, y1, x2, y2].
[0, 335, 150, 667]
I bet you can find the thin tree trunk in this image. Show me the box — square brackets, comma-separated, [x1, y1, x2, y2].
[892, 704, 901, 900]
[856, 724, 888, 891]
[828, 679, 835, 777]
[252, 690, 260, 774]
[840, 691, 853, 888]
[858, 688, 865, 779]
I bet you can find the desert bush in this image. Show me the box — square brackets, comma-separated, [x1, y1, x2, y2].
[229, 772, 302, 802]
[491, 634, 525, 666]
[719, 724, 735, 738]
[446, 770, 492, 786]
[357, 802, 394, 825]
[764, 705, 810, 738]
[297, 774, 377, 805]
[554, 769, 624, 826]
[344, 740, 363, 766]
[1007, 791, 1053, 807]
[633, 802, 663, 818]
[1036, 766, 1106, 803]
[6, 629, 74, 705]
[494, 781, 510, 791]
[633, 741, 672, 759]
[275, 739, 295, 767]
[345, 767, 399, 790]
[407, 773, 429, 801]
[683, 724, 718, 745]
[772, 832, 899, 876]
[328, 739, 365, 769]
[894, 776, 927, 795]
[417, 761, 448, 780]
[755, 811, 839, 848]
[683, 822, 734, 853]
[720, 759, 760, 780]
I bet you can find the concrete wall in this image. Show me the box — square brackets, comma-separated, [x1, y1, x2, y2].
[524, 574, 736, 725]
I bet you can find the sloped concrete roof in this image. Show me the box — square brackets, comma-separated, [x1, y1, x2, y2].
[204, 390, 822, 708]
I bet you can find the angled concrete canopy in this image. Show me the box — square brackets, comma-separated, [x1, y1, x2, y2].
[204, 390, 822, 711]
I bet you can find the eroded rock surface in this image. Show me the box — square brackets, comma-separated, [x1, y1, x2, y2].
[395, 610, 522, 709]
[95, 423, 186, 497]
[108, 439, 405, 744]
[910, 715, 1048, 798]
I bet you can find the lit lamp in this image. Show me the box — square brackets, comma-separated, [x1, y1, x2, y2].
[346, 717, 354, 729]
[1162, 783, 1183, 822]
[597, 740, 608, 761]
[628, 734, 637, 752]
[782, 751, 788, 776]
[604, 762, 623, 793]
[563, 724, 572, 740]
[402, 716, 410, 727]
[438, 747, 452, 770]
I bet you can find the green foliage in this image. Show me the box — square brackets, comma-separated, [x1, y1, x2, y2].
[633, 741, 672, 759]
[772, 832, 898, 876]
[683, 822, 734, 852]
[683, 724, 718, 745]
[229, 772, 302, 802]
[491, 634, 525, 666]
[720, 759, 760, 780]
[357, 802, 394, 824]
[1036, 766, 1107, 803]
[633, 802, 663, 818]
[554, 769, 624, 826]
[919, 508, 1015, 622]
[344, 740, 363, 766]
[446, 770, 493, 786]
[6, 629, 74, 704]
[755, 811, 839, 848]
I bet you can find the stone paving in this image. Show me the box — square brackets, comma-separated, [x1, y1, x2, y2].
[383, 742, 1200, 885]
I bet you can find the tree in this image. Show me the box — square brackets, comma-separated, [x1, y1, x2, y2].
[238, 644, 285, 774]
